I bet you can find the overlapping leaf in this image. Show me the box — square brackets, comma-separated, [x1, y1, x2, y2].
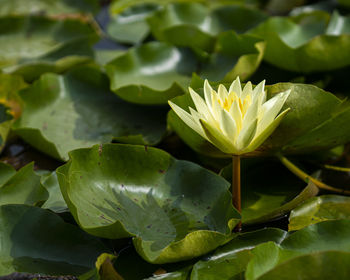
[245, 219, 350, 279]
[250, 11, 350, 72]
[0, 162, 48, 206]
[168, 81, 350, 157]
[220, 159, 318, 224]
[289, 195, 350, 231]
[0, 204, 109, 276]
[147, 2, 267, 52]
[0, 15, 99, 81]
[0, 0, 99, 16]
[13, 66, 168, 161]
[57, 144, 240, 264]
[105, 41, 197, 104]
[191, 228, 287, 280]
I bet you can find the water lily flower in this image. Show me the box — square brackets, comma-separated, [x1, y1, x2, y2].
[169, 77, 291, 155]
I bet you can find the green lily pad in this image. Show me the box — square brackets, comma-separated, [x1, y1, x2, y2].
[13, 66, 168, 161]
[168, 81, 350, 157]
[220, 159, 318, 224]
[147, 2, 267, 52]
[245, 219, 350, 280]
[289, 195, 350, 231]
[191, 228, 287, 280]
[105, 42, 197, 104]
[41, 171, 68, 213]
[255, 251, 350, 280]
[0, 0, 99, 16]
[0, 15, 99, 81]
[0, 162, 48, 206]
[198, 31, 265, 82]
[57, 144, 240, 264]
[250, 11, 350, 73]
[0, 204, 110, 276]
[107, 3, 160, 44]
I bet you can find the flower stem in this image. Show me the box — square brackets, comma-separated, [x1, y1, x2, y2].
[232, 155, 242, 231]
[232, 155, 241, 212]
[279, 155, 350, 195]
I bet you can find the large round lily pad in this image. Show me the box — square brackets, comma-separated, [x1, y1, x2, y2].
[57, 144, 240, 264]
[0, 15, 99, 81]
[105, 41, 197, 104]
[13, 66, 168, 161]
[168, 81, 350, 157]
[250, 11, 350, 73]
[0, 204, 109, 276]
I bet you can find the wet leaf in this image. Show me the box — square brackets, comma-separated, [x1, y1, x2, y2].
[13, 66, 168, 160]
[57, 144, 240, 264]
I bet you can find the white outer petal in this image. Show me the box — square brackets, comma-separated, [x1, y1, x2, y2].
[168, 101, 206, 138]
[257, 89, 291, 135]
[204, 79, 214, 114]
[241, 81, 253, 99]
[219, 108, 238, 142]
[229, 76, 242, 97]
[189, 87, 216, 124]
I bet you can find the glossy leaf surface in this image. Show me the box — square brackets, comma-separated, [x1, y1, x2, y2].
[57, 144, 240, 263]
[289, 195, 350, 231]
[250, 11, 350, 72]
[106, 42, 197, 104]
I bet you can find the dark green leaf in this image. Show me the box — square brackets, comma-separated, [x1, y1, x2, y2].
[13, 66, 168, 160]
[0, 204, 110, 276]
[0, 15, 99, 81]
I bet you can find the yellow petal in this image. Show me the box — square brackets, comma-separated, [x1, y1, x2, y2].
[218, 84, 229, 103]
